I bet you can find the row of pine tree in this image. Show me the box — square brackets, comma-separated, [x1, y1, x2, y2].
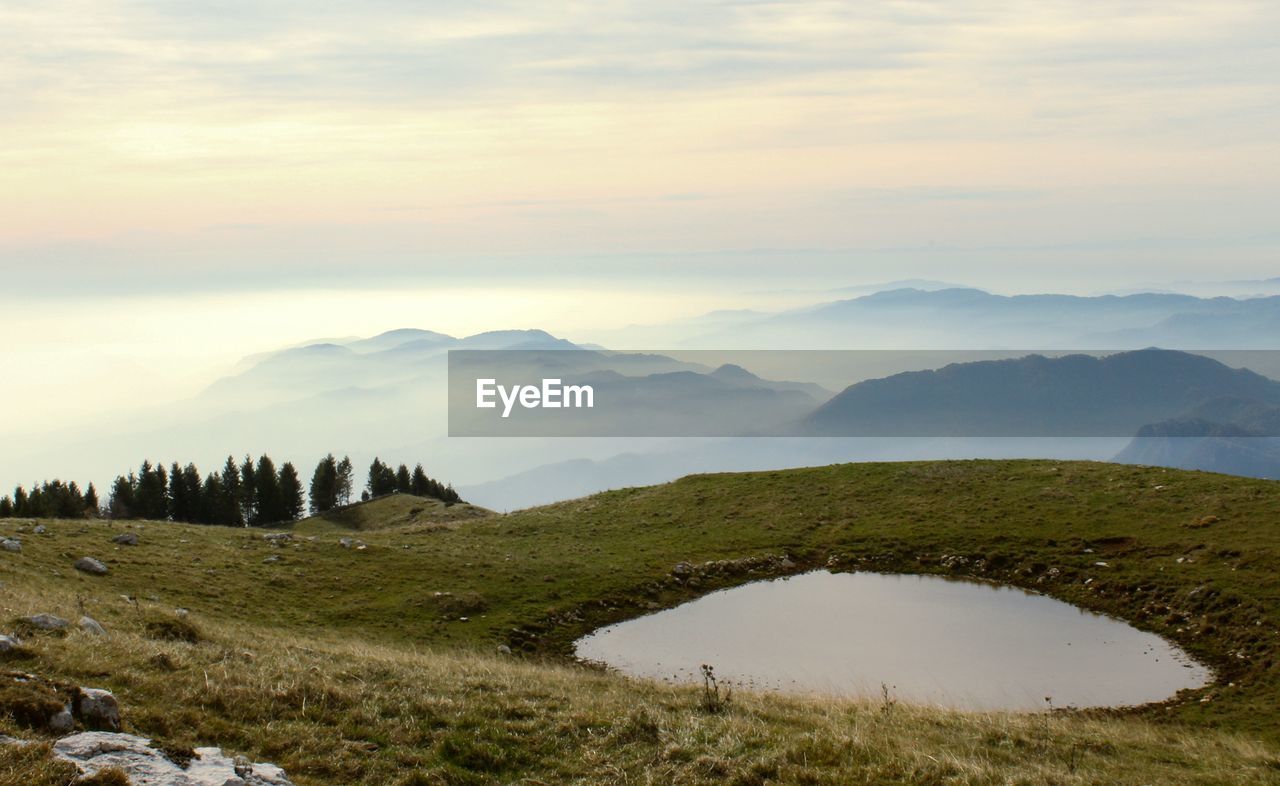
[0, 454, 459, 525]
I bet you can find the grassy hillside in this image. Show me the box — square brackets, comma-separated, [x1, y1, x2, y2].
[294, 494, 492, 533]
[1, 461, 1278, 784]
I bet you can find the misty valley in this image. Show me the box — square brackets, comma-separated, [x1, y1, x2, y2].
[5, 288, 1280, 786]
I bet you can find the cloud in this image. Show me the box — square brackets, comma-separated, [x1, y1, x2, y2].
[0, 1, 1278, 292]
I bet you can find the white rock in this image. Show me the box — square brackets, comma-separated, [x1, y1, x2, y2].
[74, 556, 109, 575]
[78, 616, 107, 636]
[189, 745, 294, 785]
[53, 732, 295, 786]
[24, 612, 69, 630]
[1, 539, 21, 553]
[0, 634, 21, 652]
[48, 706, 74, 733]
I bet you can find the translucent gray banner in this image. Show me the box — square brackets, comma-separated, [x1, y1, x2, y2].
[447, 349, 1280, 437]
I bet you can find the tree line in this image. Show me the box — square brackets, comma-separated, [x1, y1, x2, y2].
[1, 454, 460, 524]
[0, 479, 98, 519]
[359, 457, 460, 505]
[106, 456, 306, 526]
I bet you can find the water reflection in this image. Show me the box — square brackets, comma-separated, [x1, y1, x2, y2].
[575, 571, 1210, 710]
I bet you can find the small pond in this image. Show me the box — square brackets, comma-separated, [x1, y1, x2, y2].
[574, 571, 1210, 710]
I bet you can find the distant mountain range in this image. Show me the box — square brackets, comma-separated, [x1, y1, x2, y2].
[801, 349, 1280, 437]
[685, 288, 1280, 348]
[8, 287, 1280, 510]
[1114, 398, 1280, 480]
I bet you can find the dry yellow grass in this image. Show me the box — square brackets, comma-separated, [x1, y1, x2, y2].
[0, 579, 1276, 785]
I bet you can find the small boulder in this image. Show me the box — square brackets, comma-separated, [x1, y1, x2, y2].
[1, 539, 21, 553]
[111, 533, 139, 546]
[672, 561, 694, 576]
[263, 532, 292, 544]
[74, 557, 108, 576]
[78, 616, 107, 636]
[23, 613, 69, 631]
[0, 634, 22, 653]
[48, 706, 74, 733]
[33, 525, 45, 535]
[496, 644, 512, 656]
[52, 732, 296, 785]
[262, 554, 281, 564]
[73, 688, 121, 731]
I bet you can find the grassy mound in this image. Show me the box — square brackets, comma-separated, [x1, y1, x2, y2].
[291, 493, 492, 534]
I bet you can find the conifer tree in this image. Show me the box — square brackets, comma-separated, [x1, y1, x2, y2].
[168, 461, 188, 521]
[220, 456, 244, 526]
[395, 464, 412, 493]
[336, 456, 354, 505]
[108, 473, 136, 519]
[84, 483, 99, 516]
[199, 472, 223, 524]
[309, 454, 339, 514]
[279, 462, 304, 521]
[136, 461, 169, 520]
[181, 464, 203, 522]
[240, 455, 258, 524]
[410, 464, 430, 496]
[366, 457, 397, 498]
[253, 455, 281, 525]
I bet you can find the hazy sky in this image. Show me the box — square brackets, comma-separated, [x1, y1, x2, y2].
[3, 1, 1279, 437]
[2, 0, 1278, 296]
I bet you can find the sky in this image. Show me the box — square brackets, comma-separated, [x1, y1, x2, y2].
[2, 1, 1279, 431]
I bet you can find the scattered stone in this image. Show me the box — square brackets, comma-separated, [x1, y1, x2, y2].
[496, 644, 512, 655]
[78, 616, 107, 636]
[263, 554, 281, 564]
[23, 613, 69, 631]
[111, 533, 139, 546]
[671, 562, 694, 576]
[33, 525, 45, 534]
[48, 706, 74, 733]
[338, 537, 366, 550]
[263, 532, 292, 544]
[51, 732, 295, 785]
[148, 652, 179, 672]
[1, 539, 21, 553]
[74, 688, 120, 731]
[0, 634, 21, 653]
[175, 608, 190, 617]
[74, 557, 108, 576]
